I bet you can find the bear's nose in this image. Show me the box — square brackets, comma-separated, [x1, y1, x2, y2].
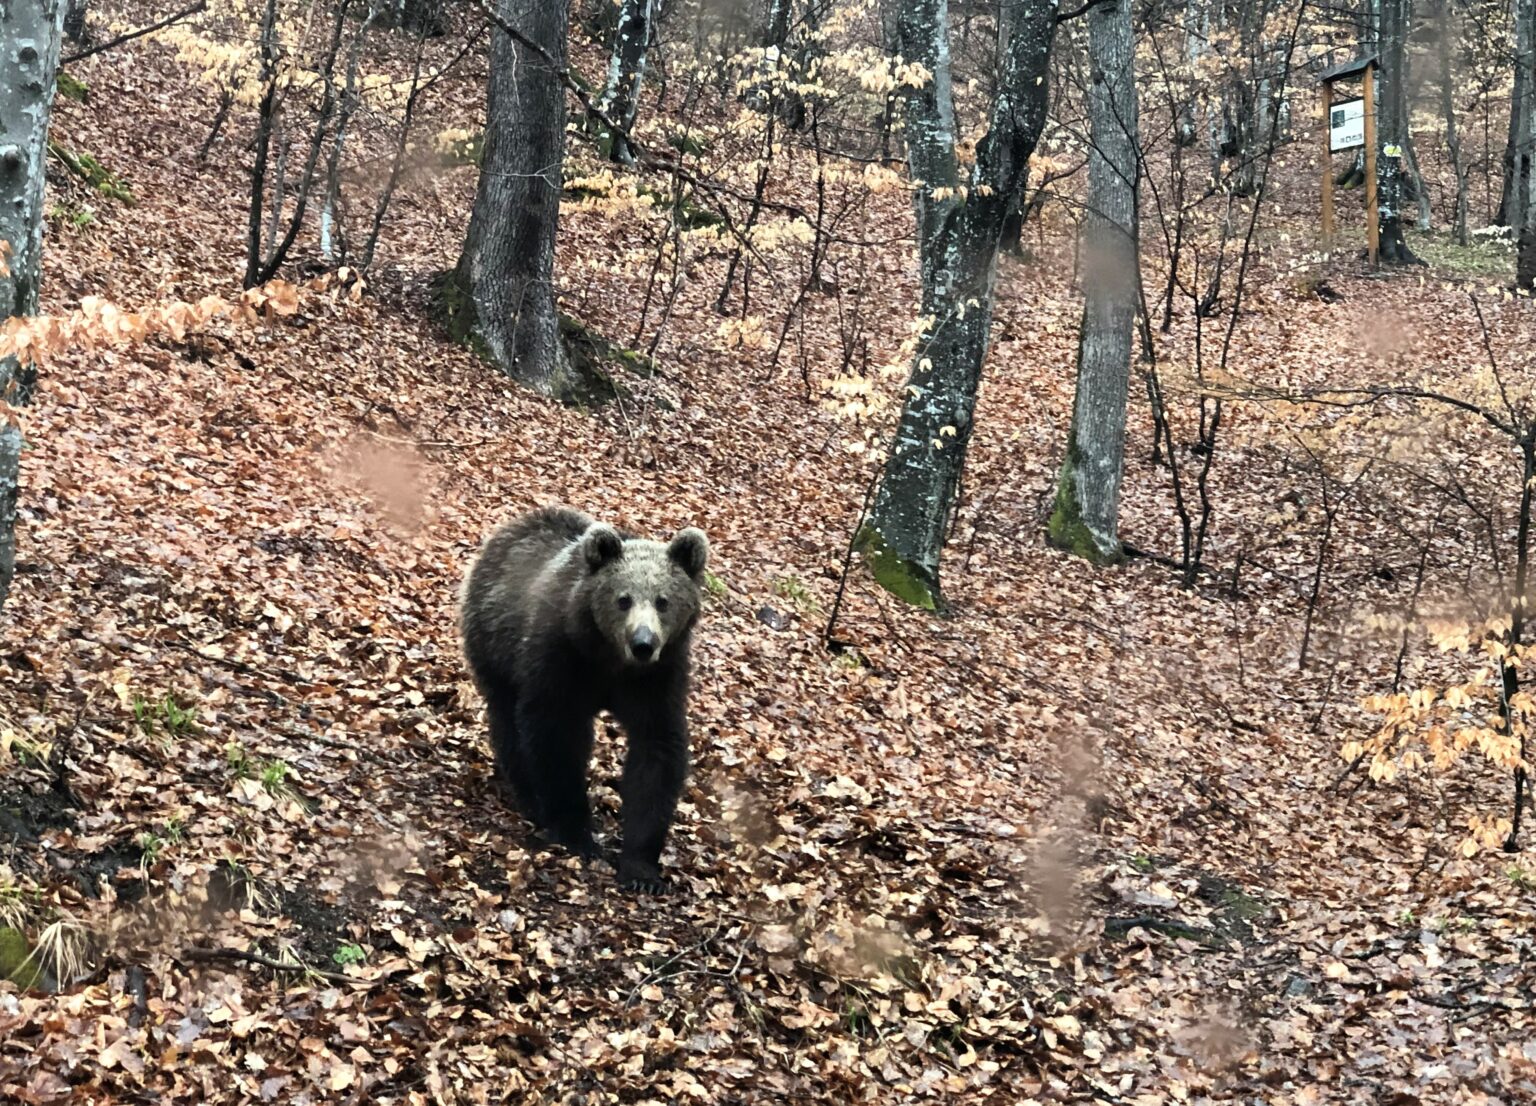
[630, 626, 658, 661]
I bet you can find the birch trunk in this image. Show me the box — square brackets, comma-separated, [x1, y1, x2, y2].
[856, 0, 1056, 608]
[596, 0, 653, 164]
[448, 0, 573, 398]
[1047, 0, 1138, 564]
[0, 0, 65, 613]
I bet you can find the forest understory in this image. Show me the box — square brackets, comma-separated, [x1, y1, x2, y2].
[0, 1, 1533, 1103]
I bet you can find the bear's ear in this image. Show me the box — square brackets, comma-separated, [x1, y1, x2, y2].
[581, 525, 624, 571]
[668, 528, 709, 579]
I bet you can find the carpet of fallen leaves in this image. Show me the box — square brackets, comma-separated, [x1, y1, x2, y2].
[1, 7, 1534, 1105]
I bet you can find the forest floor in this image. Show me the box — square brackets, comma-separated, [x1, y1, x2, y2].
[1, 8, 1534, 1106]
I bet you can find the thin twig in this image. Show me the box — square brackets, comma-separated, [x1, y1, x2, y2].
[180, 945, 364, 987]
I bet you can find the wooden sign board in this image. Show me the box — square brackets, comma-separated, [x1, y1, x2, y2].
[1328, 97, 1365, 152]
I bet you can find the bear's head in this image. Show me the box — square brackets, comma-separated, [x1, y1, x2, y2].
[579, 523, 709, 667]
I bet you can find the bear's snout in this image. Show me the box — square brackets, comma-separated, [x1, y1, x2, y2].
[629, 624, 659, 662]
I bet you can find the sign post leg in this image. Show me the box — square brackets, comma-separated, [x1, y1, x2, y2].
[1364, 64, 1379, 267]
[1321, 81, 1334, 248]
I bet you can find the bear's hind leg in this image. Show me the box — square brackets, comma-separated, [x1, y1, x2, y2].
[483, 681, 546, 822]
[518, 696, 598, 859]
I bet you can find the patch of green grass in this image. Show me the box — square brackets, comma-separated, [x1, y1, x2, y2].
[833, 651, 863, 672]
[137, 832, 166, 867]
[703, 571, 727, 600]
[134, 692, 197, 738]
[1129, 853, 1156, 873]
[332, 942, 367, 967]
[260, 758, 292, 794]
[226, 741, 252, 779]
[773, 575, 820, 614]
[56, 71, 88, 102]
[1408, 228, 1515, 280]
[1506, 865, 1533, 890]
[49, 202, 95, 230]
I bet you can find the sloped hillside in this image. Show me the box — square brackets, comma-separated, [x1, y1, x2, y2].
[1, 3, 1532, 1104]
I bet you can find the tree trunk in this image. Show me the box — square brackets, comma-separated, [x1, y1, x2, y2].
[1517, 0, 1536, 286]
[0, 0, 65, 613]
[1047, 0, 1138, 564]
[856, 0, 1056, 608]
[62, 0, 84, 41]
[596, 0, 654, 163]
[377, 0, 444, 36]
[1439, 0, 1469, 245]
[1501, 0, 1532, 228]
[448, 0, 574, 398]
[1176, 0, 1208, 148]
[1376, 0, 1421, 264]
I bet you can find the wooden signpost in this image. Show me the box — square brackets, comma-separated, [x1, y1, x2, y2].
[1319, 55, 1379, 266]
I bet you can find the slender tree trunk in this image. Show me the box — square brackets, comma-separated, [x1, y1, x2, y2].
[1517, 0, 1536, 286]
[1176, 0, 1208, 147]
[62, 0, 84, 40]
[1501, 0, 1532, 227]
[0, 0, 66, 613]
[1047, 0, 1139, 564]
[1439, 0, 1469, 245]
[1377, 0, 1422, 263]
[449, 0, 573, 398]
[596, 0, 654, 163]
[856, 0, 1056, 608]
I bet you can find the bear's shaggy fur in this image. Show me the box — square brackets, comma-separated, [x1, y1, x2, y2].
[460, 506, 709, 892]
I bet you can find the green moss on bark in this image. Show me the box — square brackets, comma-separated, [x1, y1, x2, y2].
[1046, 449, 1123, 566]
[430, 271, 494, 363]
[0, 927, 42, 990]
[855, 525, 939, 610]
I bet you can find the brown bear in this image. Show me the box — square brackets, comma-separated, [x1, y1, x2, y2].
[460, 506, 709, 893]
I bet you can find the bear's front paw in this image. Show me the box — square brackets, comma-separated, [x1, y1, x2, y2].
[617, 859, 671, 895]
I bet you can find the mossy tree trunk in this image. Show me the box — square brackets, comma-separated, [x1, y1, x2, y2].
[856, 0, 1056, 609]
[596, 0, 653, 164]
[1047, 0, 1138, 565]
[449, 0, 573, 398]
[0, 0, 66, 614]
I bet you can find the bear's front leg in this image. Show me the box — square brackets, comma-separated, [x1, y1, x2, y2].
[614, 702, 689, 894]
[515, 694, 599, 861]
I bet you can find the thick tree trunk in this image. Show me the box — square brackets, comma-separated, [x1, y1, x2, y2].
[1047, 0, 1138, 564]
[0, 0, 65, 613]
[596, 0, 654, 163]
[0, 0, 65, 614]
[1376, 0, 1421, 264]
[856, 0, 1056, 608]
[449, 0, 573, 398]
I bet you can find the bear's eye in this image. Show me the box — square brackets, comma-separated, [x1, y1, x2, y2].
[617, 595, 633, 611]
[655, 596, 670, 613]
